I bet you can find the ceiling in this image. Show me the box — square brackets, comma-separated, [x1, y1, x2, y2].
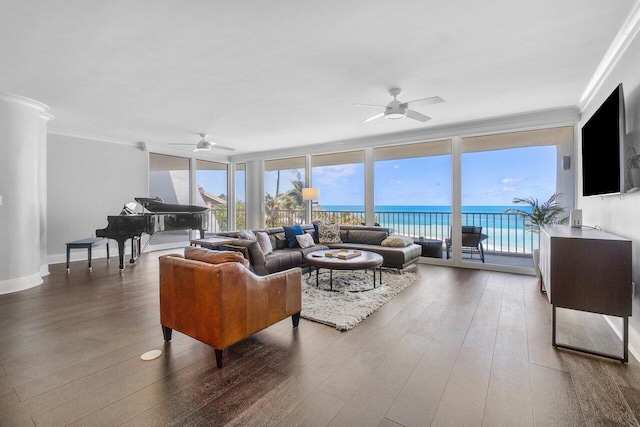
[0, 1, 635, 157]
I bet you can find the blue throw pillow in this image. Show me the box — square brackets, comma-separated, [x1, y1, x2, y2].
[283, 225, 304, 248]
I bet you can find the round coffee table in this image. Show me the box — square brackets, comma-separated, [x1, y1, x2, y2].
[306, 249, 384, 291]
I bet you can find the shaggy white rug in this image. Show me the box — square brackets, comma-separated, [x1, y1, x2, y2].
[301, 269, 419, 330]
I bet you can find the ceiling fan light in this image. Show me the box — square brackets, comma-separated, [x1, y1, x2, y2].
[194, 141, 211, 151]
[385, 112, 406, 120]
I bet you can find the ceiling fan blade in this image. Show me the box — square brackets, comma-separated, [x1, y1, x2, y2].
[358, 112, 384, 124]
[169, 143, 196, 146]
[353, 103, 387, 108]
[405, 109, 431, 122]
[401, 96, 444, 107]
[211, 145, 236, 151]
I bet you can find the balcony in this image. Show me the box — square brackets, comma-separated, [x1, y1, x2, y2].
[265, 208, 535, 268]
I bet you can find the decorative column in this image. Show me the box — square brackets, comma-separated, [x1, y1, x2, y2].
[0, 93, 53, 294]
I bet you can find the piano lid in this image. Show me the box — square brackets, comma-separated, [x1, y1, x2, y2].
[134, 197, 209, 213]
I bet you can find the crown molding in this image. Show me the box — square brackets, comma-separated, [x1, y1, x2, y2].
[48, 127, 232, 162]
[48, 106, 580, 165]
[0, 92, 50, 114]
[579, 0, 640, 110]
[230, 106, 581, 162]
[48, 127, 140, 147]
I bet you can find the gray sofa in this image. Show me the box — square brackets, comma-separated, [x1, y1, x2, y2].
[215, 225, 421, 276]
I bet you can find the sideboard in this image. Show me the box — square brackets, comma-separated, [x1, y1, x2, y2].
[539, 224, 632, 362]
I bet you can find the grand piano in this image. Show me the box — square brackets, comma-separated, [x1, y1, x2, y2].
[96, 197, 210, 271]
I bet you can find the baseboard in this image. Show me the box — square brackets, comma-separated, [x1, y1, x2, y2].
[0, 273, 43, 295]
[604, 315, 640, 362]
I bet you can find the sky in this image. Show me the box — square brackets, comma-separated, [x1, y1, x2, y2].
[195, 145, 558, 207]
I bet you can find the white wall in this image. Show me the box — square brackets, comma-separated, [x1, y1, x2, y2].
[0, 94, 51, 294]
[577, 22, 640, 339]
[47, 133, 148, 263]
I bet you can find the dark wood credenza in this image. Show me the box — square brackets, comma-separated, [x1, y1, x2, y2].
[539, 224, 632, 362]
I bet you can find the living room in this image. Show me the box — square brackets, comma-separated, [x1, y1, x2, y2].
[2, 1, 640, 425]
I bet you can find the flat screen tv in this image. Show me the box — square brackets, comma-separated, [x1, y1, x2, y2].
[581, 83, 625, 197]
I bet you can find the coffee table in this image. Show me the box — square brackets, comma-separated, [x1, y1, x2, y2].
[306, 249, 384, 291]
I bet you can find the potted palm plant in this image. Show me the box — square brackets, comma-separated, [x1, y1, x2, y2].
[505, 193, 567, 278]
[627, 147, 640, 189]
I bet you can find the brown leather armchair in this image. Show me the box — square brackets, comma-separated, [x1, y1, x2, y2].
[159, 252, 302, 368]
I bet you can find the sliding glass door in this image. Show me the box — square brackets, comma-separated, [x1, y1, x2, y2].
[459, 127, 573, 268]
[311, 151, 365, 225]
[148, 153, 191, 247]
[374, 140, 452, 261]
[264, 156, 306, 227]
[196, 160, 228, 233]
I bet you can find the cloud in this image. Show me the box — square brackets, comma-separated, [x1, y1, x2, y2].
[314, 164, 359, 185]
[393, 164, 400, 169]
[502, 186, 517, 192]
[501, 177, 522, 183]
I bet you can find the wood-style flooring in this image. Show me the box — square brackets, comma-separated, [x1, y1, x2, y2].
[1, 250, 639, 426]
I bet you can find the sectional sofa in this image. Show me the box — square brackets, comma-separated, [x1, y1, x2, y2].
[214, 225, 421, 276]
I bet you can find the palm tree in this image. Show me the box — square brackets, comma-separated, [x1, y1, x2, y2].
[505, 192, 567, 233]
[284, 179, 305, 207]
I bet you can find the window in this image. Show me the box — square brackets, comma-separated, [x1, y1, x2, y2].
[264, 156, 306, 227]
[196, 160, 228, 232]
[311, 151, 365, 225]
[374, 141, 451, 252]
[149, 153, 191, 246]
[235, 162, 246, 230]
[460, 127, 573, 267]
[149, 153, 190, 204]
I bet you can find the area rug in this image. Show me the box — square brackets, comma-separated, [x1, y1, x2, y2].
[301, 269, 419, 330]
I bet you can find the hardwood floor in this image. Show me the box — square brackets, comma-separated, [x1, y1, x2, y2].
[1, 250, 639, 426]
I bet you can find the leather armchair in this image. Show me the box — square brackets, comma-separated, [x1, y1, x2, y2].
[159, 253, 302, 368]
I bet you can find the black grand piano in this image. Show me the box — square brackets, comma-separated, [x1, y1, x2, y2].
[96, 197, 210, 271]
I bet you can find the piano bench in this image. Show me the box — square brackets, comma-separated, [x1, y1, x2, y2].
[66, 237, 109, 273]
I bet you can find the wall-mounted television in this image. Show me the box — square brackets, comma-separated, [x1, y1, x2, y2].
[581, 83, 625, 197]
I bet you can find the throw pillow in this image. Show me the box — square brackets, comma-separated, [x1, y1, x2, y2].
[272, 232, 289, 249]
[295, 233, 315, 248]
[256, 231, 273, 255]
[237, 230, 257, 241]
[311, 220, 326, 243]
[184, 247, 250, 268]
[283, 224, 304, 248]
[318, 223, 342, 244]
[381, 234, 414, 247]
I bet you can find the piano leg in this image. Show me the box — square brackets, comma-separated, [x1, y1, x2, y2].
[130, 237, 136, 264]
[115, 237, 127, 272]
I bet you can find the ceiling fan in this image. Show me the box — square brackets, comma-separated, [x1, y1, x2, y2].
[169, 133, 235, 152]
[354, 88, 444, 123]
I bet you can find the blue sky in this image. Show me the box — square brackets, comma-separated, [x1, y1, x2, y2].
[196, 145, 557, 206]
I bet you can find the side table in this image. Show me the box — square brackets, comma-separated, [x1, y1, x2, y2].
[413, 238, 443, 258]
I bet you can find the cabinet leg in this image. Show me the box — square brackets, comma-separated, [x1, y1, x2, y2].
[552, 305, 557, 347]
[624, 316, 629, 363]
